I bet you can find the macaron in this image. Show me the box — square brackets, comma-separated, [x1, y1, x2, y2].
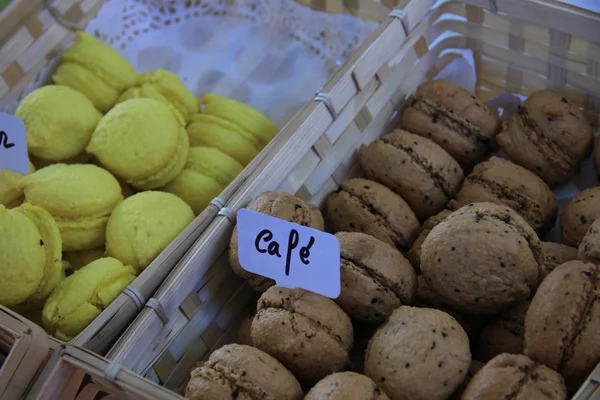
[86, 98, 189, 190]
[401, 80, 501, 166]
[42, 257, 136, 341]
[541, 241, 577, 280]
[476, 301, 530, 362]
[0, 160, 35, 208]
[52, 31, 137, 112]
[251, 287, 353, 382]
[578, 218, 600, 262]
[105, 191, 194, 271]
[364, 306, 471, 400]
[524, 261, 600, 383]
[359, 130, 464, 220]
[117, 68, 197, 122]
[421, 203, 543, 315]
[335, 232, 417, 324]
[407, 209, 451, 271]
[462, 353, 567, 400]
[450, 156, 557, 233]
[185, 344, 302, 400]
[162, 146, 243, 215]
[0, 204, 62, 308]
[560, 186, 600, 247]
[496, 90, 593, 186]
[15, 85, 102, 161]
[305, 372, 390, 400]
[228, 191, 324, 292]
[326, 178, 420, 251]
[18, 164, 123, 251]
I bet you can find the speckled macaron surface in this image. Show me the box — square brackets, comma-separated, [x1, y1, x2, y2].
[541, 241, 577, 280]
[407, 209, 451, 271]
[450, 156, 557, 233]
[305, 372, 390, 400]
[326, 178, 419, 251]
[365, 306, 471, 400]
[420, 203, 542, 315]
[578, 218, 600, 263]
[335, 232, 417, 324]
[477, 301, 529, 362]
[524, 261, 600, 381]
[228, 191, 324, 292]
[560, 186, 600, 247]
[496, 90, 593, 186]
[359, 130, 463, 220]
[461, 353, 567, 400]
[401, 80, 501, 166]
[251, 287, 353, 382]
[185, 344, 303, 400]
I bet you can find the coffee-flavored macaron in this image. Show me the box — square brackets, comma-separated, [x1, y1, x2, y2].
[335, 232, 417, 324]
[359, 130, 463, 220]
[326, 178, 419, 251]
[365, 306, 471, 400]
[401, 80, 501, 166]
[578, 218, 600, 262]
[450, 157, 557, 233]
[560, 186, 600, 247]
[496, 90, 593, 186]
[407, 209, 451, 271]
[524, 261, 600, 383]
[228, 191, 324, 292]
[185, 344, 303, 400]
[477, 301, 529, 362]
[305, 372, 390, 400]
[421, 203, 543, 315]
[541, 241, 577, 280]
[251, 287, 353, 382]
[462, 353, 567, 400]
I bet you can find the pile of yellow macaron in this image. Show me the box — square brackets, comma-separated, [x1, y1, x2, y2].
[0, 31, 278, 341]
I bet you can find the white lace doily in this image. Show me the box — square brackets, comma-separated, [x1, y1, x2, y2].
[84, 0, 379, 127]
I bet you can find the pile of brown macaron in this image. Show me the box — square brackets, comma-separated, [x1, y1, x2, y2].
[183, 80, 599, 400]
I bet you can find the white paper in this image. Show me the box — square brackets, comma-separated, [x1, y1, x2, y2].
[0, 113, 28, 175]
[237, 209, 341, 298]
[85, 0, 378, 129]
[433, 50, 598, 243]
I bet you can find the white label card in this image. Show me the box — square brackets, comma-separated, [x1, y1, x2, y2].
[0, 112, 28, 175]
[237, 208, 341, 299]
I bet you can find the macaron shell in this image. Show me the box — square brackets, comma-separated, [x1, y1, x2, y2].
[305, 372, 390, 400]
[15, 85, 102, 161]
[560, 186, 600, 247]
[477, 301, 529, 362]
[105, 191, 194, 271]
[0, 160, 35, 207]
[541, 241, 577, 279]
[135, 69, 197, 122]
[578, 218, 600, 262]
[407, 209, 452, 271]
[326, 178, 419, 250]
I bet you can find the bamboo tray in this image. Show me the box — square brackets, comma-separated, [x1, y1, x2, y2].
[0, 307, 53, 399]
[0, 0, 380, 357]
[100, 0, 600, 398]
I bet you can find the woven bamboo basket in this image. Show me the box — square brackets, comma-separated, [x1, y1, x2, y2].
[95, 0, 600, 398]
[0, 307, 55, 399]
[0, 0, 381, 356]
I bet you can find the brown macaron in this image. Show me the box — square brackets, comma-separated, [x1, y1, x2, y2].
[407, 209, 452, 271]
[450, 156, 557, 233]
[476, 301, 530, 362]
[228, 191, 324, 292]
[335, 232, 417, 324]
[326, 178, 419, 251]
[251, 287, 353, 383]
[236, 314, 254, 346]
[524, 261, 600, 383]
[541, 241, 577, 280]
[560, 186, 600, 247]
[359, 130, 464, 220]
[185, 344, 303, 400]
[496, 90, 593, 186]
[578, 218, 600, 262]
[365, 306, 471, 400]
[305, 372, 390, 400]
[421, 203, 543, 315]
[401, 80, 501, 166]
[461, 353, 567, 400]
